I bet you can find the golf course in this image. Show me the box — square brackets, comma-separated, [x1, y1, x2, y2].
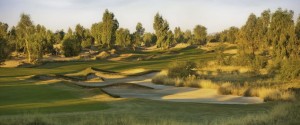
[1, 0, 300, 124]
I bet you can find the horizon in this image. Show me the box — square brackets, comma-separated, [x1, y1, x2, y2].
[0, 0, 300, 34]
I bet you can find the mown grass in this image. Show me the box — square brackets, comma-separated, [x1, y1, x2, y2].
[0, 78, 110, 115]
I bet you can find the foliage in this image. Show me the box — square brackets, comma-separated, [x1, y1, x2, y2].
[278, 58, 300, 80]
[91, 22, 103, 45]
[183, 30, 193, 43]
[220, 26, 239, 43]
[174, 27, 184, 43]
[101, 9, 119, 49]
[167, 61, 196, 78]
[0, 22, 10, 63]
[143, 32, 156, 47]
[115, 28, 131, 48]
[153, 13, 170, 49]
[132, 22, 145, 49]
[62, 29, 81, 57]
[269, 9, 297, 59]
[193, 25, 207, 45]
[81, 37, 93, 49]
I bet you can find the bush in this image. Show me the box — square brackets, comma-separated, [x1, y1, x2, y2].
[250, 55, 268, 73]
[62, 37, 81, 57]
[167, 61, 196, 78]
[278, 59, 300, 80]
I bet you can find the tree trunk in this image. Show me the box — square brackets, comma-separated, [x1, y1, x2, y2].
[25, 39, 31, 63]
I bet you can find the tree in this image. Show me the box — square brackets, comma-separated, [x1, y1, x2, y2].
[143, 33, 156, 47]
[153, 13, 170, 49]
[207, 33, 220, 43]
[257, 10, 271, 49]
[174, 27, 184, 43]
[0, 22, 10, 63]
[101, 9, 119, 48]
[81, 29, 93, 49]
[193, 25, 207, 45]
[132, 22, 145, 49]
[91, 22, 102, 45]
[237, 13, 258, 56]
[16, 13, 42, 63]
[7, 26, 18, 52]
[62, 28, 81, 57]
[268, 9, 297, 59]
[115, 28, 131, 48]
[226, 27, 239, 43]
[54, 30, 65, 44]
[166, 31, 174, 47]
[184, 30, 193, 43]
[296, 15, 300, 40]
[75, 24, 85, 42]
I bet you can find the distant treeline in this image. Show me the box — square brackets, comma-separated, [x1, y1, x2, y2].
[0, 8, 300, 67]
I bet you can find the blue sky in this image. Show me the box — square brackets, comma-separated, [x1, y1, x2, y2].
[0, 0, 299, 33]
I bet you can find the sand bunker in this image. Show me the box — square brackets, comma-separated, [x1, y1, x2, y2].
[76, 72, 264, 104]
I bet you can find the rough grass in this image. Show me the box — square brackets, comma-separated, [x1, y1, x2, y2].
[0, 102, 298, 125]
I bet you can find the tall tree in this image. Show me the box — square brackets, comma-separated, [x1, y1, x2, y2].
[237, 13, 258, 56]
[227, 27, 239, 43]
[101, 9, 119, 49]
[295, 15, 300, 45]
[133, 22, 145, 49]
[193, 25, 207, 45]
[116, 28, 131, 48]
[184, 30, 193, 43]
[0, 22, 10, 63]
[62, 28, 81, 57]
[91, 22, 103, 45]
[16, 13, 38, 62]
[153, 13, 170, 49]
[268, 9, 297, 59]
[54, 30, 65, 44]
[174, 27, 184, 43]
[75, 24, 85, 42]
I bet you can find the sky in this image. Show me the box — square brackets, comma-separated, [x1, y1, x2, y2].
[0, 0, 299, 34]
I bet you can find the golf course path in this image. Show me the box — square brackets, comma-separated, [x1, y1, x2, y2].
[76, 72, 264, 104]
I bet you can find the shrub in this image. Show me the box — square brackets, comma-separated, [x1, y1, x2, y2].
[278, 59, 300, 80]
[197, 79, 219, 89]
[62, 37, 81, 57]
[167, 61, 196, 78]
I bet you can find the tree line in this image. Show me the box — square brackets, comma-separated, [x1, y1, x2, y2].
[0, 9, 209, 63]
[1, 8, 300, 68]
[211, 8, 300, 79]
